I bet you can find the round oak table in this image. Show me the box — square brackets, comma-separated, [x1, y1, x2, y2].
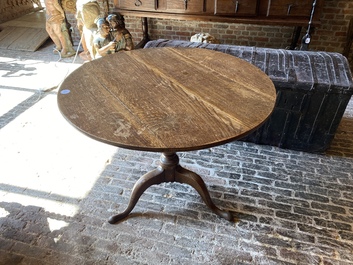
[57, 47, 276, 223]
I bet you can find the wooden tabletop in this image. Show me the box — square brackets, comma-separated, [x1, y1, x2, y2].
[57, 47, 276, 152]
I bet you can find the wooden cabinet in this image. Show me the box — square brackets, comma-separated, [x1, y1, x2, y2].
[113, 0, 322, 49]
[163, 0, 205, 13]
[114, 0, 322, 26]
[258, 0, 315, 18]
[118, 0, 157, 11]
[116, 0, 212, 14]
[214, 0, 258, 16]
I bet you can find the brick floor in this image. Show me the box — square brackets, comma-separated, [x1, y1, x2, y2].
[0, 40, 353, 265]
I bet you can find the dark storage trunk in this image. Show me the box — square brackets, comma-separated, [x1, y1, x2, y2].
[144, 39, 353, 153]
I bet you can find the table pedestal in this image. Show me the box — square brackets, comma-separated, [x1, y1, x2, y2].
[108, 152, 233, 224]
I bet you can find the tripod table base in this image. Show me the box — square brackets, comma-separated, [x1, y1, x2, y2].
[108, 152, 233, 224]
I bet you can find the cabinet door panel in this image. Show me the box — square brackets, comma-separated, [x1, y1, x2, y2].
[215, 0, 258, 16]
[166, 0, 205, 13]
[118, 0, 157, 11]
[266, 0, 314, 17]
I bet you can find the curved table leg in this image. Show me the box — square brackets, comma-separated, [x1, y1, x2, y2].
[108, 168, 165, 224]
[174, 165, 233, 221]
[108, 152, 233, 224]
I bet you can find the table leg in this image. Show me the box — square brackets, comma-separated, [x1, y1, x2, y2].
[108, 152, 233, 224]
[174, 165, 233, 221]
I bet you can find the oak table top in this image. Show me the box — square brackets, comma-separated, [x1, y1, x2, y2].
[57, 47, 276, 223]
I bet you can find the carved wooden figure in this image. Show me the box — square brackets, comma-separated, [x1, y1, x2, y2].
[92, 18, 116, 58]
[106, 13, 134, 52]
[44, 0, 75, 58]
[76, 0, 101, 60]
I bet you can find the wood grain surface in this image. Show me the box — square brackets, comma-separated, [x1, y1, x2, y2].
[0, 11, 49, 51]
[57, 47, 276, 152]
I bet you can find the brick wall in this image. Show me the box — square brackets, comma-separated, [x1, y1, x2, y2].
[66, 0, 353, 70]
